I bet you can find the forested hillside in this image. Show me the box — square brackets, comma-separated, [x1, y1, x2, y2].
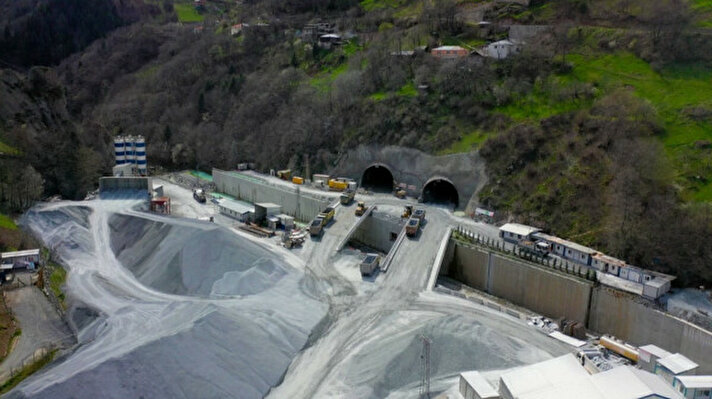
[1, 0, 711, 285]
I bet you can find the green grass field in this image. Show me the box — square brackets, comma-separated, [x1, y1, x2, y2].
[0, 141, 20, 156]
[439, 130, 490, 154]
[359, 0, 407, 11]
[0, 215, 17, 231]
[174, 3, 204, 23]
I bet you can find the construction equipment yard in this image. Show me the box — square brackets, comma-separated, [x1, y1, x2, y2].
[7, 175, 585, 398]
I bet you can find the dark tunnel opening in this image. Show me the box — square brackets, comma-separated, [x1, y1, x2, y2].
[422, 179, 459, 208]
[361, 165, 395, 193]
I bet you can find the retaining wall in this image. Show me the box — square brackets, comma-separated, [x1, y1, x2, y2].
[589, 287, 712, 373]
[349, 211, 404, 254]
[99, 177, 152, 193]
[444, 241, 592, 323]
[213, 169, 331, 221]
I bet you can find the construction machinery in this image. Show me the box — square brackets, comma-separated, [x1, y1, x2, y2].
[406, 217, 420, 237]
[282, 229, 307, 249]
[413, 209, 426, 222]
[309, 217, 325, 236]
[360, 254, 380, 276]
[193, 189, 206, 203]
[395, 188, 406, 198]
[355, 201, 367, 216]
[277, 169, 291, 180]
[340, 190, 355, 205]
[328, 179, 348, 191]
[402, 205, 413, 219]
[318, 206, 335, 225]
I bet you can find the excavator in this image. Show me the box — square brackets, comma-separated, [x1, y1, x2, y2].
[402, 205, 413, 219]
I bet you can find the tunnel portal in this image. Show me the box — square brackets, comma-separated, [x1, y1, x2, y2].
[422, 178, 459, 208]
[361, 164, 395, 193]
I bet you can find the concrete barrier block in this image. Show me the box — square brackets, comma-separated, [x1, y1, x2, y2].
[506, 309, 520, 318]
[486, 302, 501, 312]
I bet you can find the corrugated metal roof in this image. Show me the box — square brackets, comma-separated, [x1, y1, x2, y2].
[219, 199, 254, 214]
[675, 375, 712, 389]
[2, 249, 40, 258]
[592, 253, 626, 267]
[500, 223, 541, 237]
[639, 344, 673, 360]
[460, 371, 498, 398]
[658, 353, 698, 375]
[533, 233, 596, 255]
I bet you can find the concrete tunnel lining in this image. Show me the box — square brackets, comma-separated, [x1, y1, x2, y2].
[422, 177, 459, 208]
[361, 163, 395, 192]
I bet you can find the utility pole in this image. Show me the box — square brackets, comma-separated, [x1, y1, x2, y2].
[419, 335, 431, 399]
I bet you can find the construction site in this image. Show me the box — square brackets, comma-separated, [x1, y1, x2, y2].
[5, 146, 712, 399]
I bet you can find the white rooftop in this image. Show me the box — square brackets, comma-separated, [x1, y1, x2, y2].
[534, 232, 597, 254]
[460, 371, 498, 398]
[639, 344, 673, 360]
[433, 45, 465, 51]
[675, 375, 712, 389]
[499, 354, 684, 399]
[219, 199, 254, 214]
[499, 223, 541, 237]
[2, 249, 40, 258]
[592, 366, 684, 399]
[255, 202, 281, 209]
[657, 353, 699, 375]
[548, 331, 586, 347]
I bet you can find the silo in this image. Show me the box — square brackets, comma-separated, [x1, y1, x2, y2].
[124, 136, 135, 164]
[135, 135, 147, 175]
[114, 137, 125, 165]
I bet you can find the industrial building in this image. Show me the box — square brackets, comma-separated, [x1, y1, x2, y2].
[218, 199, 254, 222]
[656, 354, 699, 384]
[498, 223, 540, 243]
[1, 249, 40, 270]
[114, 135, 147, 176]
[477, 353, 685, 399]
[672, 375, 712, 399]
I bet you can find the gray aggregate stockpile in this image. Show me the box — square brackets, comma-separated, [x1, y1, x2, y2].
[14, 201, 327, 399]
[109, 214, 292, 297]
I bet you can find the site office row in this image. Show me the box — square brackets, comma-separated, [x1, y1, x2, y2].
[499, 223, 674, 300]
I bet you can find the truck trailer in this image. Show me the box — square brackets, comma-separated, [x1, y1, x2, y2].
[360, 254, 380, 276]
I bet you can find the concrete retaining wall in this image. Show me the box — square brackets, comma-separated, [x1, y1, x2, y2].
[489, 254, 592, 324]
[349, 211, 404, 254]
[213, 169, 331, 221]
[99, 177, 152, 193]
[589, 287, 712, 373]
[444, 241, 592, 323]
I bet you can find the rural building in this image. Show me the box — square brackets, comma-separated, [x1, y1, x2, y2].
[431, 45, 468, 59]
[459, 371, 498, 399]
[656, 354, 699, 385]
[499, 223, 540, 243]
[231, 24, 245, 35]
[533, 232, 596, 266]
[1, 249, 40, 270]
[318, 34, 342, 49]
[219, 199, 254, 222]
[303, 22, 335, 42]
[481, 40, 521, 59]
[673, 375, 712, 399]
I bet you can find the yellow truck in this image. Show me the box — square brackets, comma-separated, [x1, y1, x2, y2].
[328, 179, 348, 191]
[318, 206, 335, 224]
[355, 201, 367, 216]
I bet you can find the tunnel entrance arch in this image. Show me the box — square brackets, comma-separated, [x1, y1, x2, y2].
[422, 177, 459, 208]
[361, 163, 395, 193]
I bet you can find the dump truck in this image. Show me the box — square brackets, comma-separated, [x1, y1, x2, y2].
[328, 179, 348, 191]
[405, 217, 420, 237]
[355, 201, 367, 216]
[309, 217, 325, 236]
[340, 190, 355, 205]
[277, 169, 291, 180]
[360, 254, 381, 277]
[193, 189, 206, 203]
[413, 209, 426, 222]
[318, 206, 335, 225]
[402, 205, 413, 219]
